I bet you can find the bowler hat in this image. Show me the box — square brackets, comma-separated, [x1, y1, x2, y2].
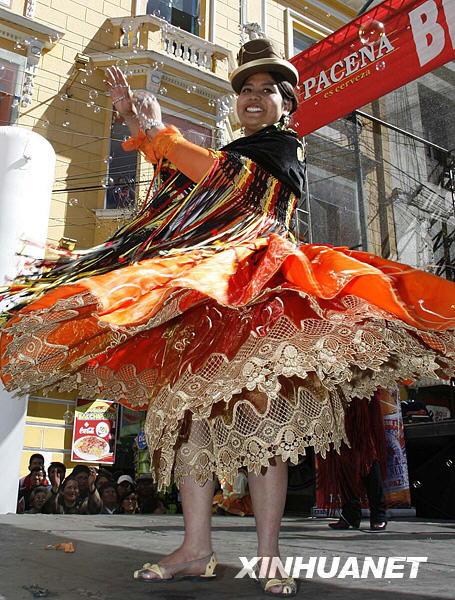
[230, 38, 299, 94]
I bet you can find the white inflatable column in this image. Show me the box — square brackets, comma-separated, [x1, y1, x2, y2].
[0, 126, 55, 513]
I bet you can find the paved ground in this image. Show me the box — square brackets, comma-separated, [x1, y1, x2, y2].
[0, 513, 454, 600]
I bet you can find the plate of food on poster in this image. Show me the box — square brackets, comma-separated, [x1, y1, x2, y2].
[73, 435, 111, 461]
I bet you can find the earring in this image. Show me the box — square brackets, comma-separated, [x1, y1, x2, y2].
[282, 114, 291, 127]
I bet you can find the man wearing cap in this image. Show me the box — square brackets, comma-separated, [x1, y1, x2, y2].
[117, 474, 135, 501]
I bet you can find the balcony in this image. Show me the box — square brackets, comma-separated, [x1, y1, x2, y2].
[107, 14, 234, 82]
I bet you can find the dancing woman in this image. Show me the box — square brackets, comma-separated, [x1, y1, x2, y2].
[1, 39, 454, 596]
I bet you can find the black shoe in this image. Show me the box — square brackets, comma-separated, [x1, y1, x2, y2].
[328, 518, 359, 530]
[370, 521, 387, 531]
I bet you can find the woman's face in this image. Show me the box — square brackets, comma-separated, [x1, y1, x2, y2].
[32, 491, 48, 511]
[236, 72, 290, 136]
[121, 493, 138, 514]
[62, 480, 79, 504]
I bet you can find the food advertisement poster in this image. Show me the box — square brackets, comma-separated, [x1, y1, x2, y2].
[71, 399, 118, 464]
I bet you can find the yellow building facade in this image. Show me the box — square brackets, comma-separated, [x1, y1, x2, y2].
[0, 0, 356, 477]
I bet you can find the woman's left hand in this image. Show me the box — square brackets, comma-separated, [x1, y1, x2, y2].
[133, 91, 163, 132]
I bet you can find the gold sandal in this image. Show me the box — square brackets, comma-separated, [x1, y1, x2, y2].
[259, 576, 297, 597]
[133, 552, 217, 583]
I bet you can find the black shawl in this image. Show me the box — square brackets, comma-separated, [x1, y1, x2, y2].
[221, 125, 306, 198]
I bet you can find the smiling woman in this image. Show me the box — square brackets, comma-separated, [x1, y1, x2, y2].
[42, 470, 102, 515]
[1, 37, 454, 598]
[237, 73, 294, 136]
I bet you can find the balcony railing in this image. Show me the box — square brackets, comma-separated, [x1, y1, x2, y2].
[109, 15, 234, 78]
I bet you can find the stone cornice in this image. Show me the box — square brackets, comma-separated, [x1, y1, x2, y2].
[0, 6, 64, 45]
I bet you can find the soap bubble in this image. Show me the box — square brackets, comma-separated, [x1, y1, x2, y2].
[116, 58, 128, 68]
[412, 480, 422, 489]
[69, 198, 79, 206]
[358, 19, 385, 46]
[104, 155, 113, 163]
[62, 121, 70, 127]
[88, 89, 98, 100]
[375, 60, 386, 71]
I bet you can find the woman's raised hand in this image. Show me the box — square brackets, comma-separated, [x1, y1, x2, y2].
[105, 66, 135, 117]
[50, 468, 61, 492]
[133, 91, 163, 131]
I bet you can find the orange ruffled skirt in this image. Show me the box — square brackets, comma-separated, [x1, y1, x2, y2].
[1, 234, 454, 488]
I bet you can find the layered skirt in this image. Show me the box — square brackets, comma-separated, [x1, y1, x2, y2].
[1, 232, 454, 488]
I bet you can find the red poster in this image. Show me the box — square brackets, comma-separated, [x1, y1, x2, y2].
[71, 398, 118, 464]
[291, 0, 455, 136]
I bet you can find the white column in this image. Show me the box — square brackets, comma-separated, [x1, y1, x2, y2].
[261, 0, 267, 36]
[209, 0, 216, 43]
[0, 390, 27, 513]
[0, 127, 55, 514]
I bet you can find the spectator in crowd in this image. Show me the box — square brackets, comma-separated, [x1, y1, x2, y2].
[99, 482, 119, 514]
[96, 469, 113, 489]
[117, 490, 140, 514]
[25, 486, 50, 514]
[212, 467, 253, 516]
[318, 394, 388, 531]
[17, 466, 47, 513]
[116, 474, 135, 501]
[18, 453, 49, 489]
[44, 467, 101, 514]
[136, 476, 166, 514]
[47, 462, 66, 487]
[71, 464, 92, 502]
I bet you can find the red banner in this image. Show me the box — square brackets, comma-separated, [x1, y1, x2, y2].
[291, 0, 455, 136]
[71, 398, 118, 464]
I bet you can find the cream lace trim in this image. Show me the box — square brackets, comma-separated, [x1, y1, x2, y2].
[170, 374, 346, 490]
[2, 289, 454, 488]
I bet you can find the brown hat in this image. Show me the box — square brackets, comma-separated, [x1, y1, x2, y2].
[230, 38, 299, 94]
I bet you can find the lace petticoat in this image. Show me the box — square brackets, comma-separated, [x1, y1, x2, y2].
[168, 373, 346, 489]
[1, 290, 453, 490]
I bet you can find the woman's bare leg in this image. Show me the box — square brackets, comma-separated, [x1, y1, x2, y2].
[138, 417, 215, 578]
[249, 458, 288, 558]
[160, 475, 215, 566]
[249, 458, 291, 592]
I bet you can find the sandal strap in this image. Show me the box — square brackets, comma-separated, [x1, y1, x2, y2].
[134, 563, 168, 580]
[263, 577, 297, 595]
[137, 553, 217, 580]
